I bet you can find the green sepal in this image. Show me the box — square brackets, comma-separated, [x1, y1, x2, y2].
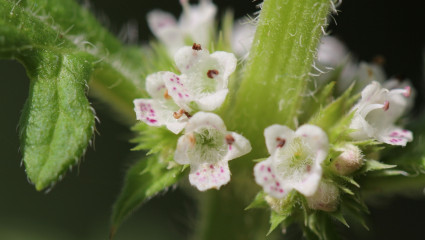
[110, 155, 185, 237]
[131, 123, 179, 154]
[245, 191, 268, 210]
[299, 81, 336, 123]
[309, 84, 354, 132]
[329, 209, 350, 228]
[357, 159, 397, 175]
[268, 210, 291, 236]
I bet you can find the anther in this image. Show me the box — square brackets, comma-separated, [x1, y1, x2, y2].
[276, 137, 286, 148]
[225, 134, 235, 145]
[192, 43, 202, 51]
[164, 90, 171, 99]
[207, 69, 219, 79]
[184, 111, 192, 118]
[383, 100, 390, 111]
[173, 109, 185, 119]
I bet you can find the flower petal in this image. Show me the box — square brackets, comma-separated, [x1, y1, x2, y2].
[223, 132, 252, 161]
[184, 112, 226, 133]
[264, 125, 295, 155]
[378, 127, 413, 146]
[195, 89, 229, 111]
[209, 51, 237, 88]
[133, 99, 187, 134]
[147, 10, 184, 55]
[290, 162, 323, 197]
[295, 124, 329, 157]
[146, 72, 168, 99]
[163, 72, 193, 111]
[179, 0, 217, 46]
[254, 157, 288, 199]
[232, 20, 256, 57]
[174, 46, 210, 74]
[188, 161, 231, 191]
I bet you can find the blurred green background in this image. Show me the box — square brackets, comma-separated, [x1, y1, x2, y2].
[1, 0, 425, 239]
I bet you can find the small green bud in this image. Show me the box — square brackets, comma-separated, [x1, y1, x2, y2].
[306, 181, 339, 212]
[331, 144, 363, 175]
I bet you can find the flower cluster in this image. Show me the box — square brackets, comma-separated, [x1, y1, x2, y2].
[134, 43, 251, 191]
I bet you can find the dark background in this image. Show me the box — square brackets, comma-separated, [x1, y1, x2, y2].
[1, 0, 425, 239]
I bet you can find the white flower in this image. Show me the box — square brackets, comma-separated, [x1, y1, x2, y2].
[317, 36, 349, 67]
[174, 112, 251, 191]
[147, 0, 217, 56]
[254, 124, 329, 199]
[134, 72, 189, 134]
[349, 81, 413, 146]
[231, 18, 256, 58]
[133, 45, 236, 133]
[164, 45, 237, 112]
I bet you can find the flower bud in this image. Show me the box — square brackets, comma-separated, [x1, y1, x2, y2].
[330, 144, 363, 175]
[306, 181, 339, 212]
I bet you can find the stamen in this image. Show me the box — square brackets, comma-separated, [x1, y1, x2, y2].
[164, 89, 171, 99]
[276, 137, 286, 148]
[404, 86, 411, 97]
[225, 134, 235, 145]
[207, 69, 219, 79]
[173, 109, 185, 119]
[383, 100, 390, 111]
[192, 43, 202, 51]
[184, 111, 192, 118]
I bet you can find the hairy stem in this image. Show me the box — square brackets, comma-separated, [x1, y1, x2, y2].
[195, 0, 332, 239]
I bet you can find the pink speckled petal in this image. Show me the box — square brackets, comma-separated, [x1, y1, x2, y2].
[379, 127, 413, 146]
[163, 72, 193, 111]
[133, 99, 187, 134]
[254, 158, 288, 199]
[189, 161, 231, 191]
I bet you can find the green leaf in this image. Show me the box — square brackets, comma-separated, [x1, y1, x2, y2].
[19, 52, 96, 191]
[110, 156, 185, 237]
[0, 0, 98, 190]
[0, 0, 149, 189]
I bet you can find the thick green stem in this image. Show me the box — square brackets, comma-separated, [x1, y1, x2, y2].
[229, 0, 330, 155]
[195, 0, 331, 239]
